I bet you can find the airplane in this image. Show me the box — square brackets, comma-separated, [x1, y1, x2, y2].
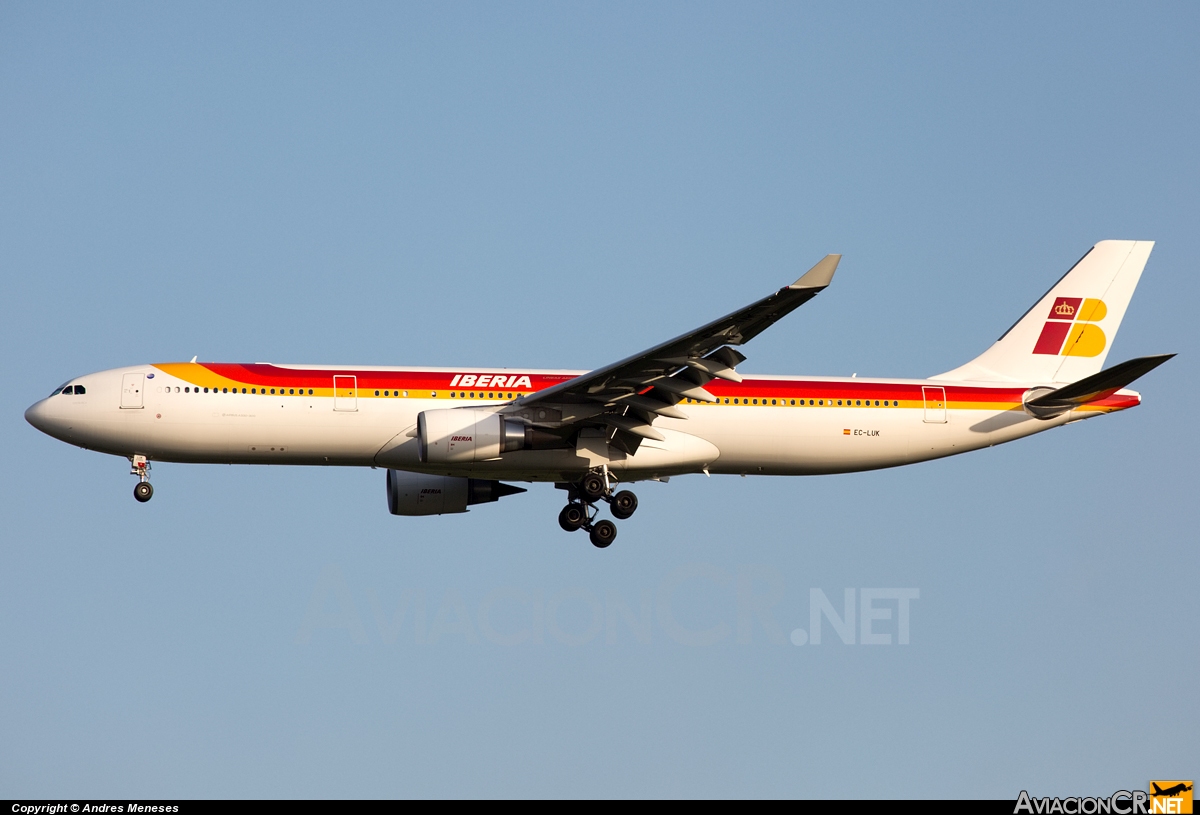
[1152, 784, 1193, 798]
[25, 240, 1173, 548]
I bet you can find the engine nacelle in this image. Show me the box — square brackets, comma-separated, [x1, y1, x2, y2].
[386, 470, 526, 516]
[417, 407, 528, 464]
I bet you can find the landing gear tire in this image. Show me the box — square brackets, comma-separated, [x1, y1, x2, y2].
[558, 504, 586, 532]
[133, 481, 154, 503]
[579, 472, 606, 502]
[589, 519, 617, 548]
[610, 490, 638, 520]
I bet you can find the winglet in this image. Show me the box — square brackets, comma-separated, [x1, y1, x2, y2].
[791, 254, 841, 289]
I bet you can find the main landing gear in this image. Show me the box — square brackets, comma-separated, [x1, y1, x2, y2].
[130, 455, 154, 503]
[557, 468, 638, 548]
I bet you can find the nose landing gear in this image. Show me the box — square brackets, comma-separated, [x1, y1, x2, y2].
[130, 455, 153, 503]
[556, 468, 637, 548]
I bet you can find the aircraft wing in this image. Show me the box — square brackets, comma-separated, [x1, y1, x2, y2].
[501, 254, 840, 452]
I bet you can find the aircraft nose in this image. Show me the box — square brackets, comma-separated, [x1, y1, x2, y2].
[25, 399, 51, 433]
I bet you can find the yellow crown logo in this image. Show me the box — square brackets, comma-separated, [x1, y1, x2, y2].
[1055, 302, 1076, 316]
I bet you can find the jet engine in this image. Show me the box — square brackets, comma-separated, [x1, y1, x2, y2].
[386, 469, 526, 516]
[417, 408, 529, 464]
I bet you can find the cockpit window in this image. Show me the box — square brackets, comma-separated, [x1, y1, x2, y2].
[52, 384, 86, 396]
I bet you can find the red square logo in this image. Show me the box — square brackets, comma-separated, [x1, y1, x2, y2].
[1033, 321, 1072, 355]
[1048, 297, 1081, 320]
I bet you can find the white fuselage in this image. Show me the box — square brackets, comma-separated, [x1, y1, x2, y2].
[24, 362, 1138, 483]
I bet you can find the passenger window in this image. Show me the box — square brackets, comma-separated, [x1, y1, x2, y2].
[375, 390, 380, 396]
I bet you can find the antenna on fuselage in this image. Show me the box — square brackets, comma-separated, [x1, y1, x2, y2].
[190, 356, 198, 363]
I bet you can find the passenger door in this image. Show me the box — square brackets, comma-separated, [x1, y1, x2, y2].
[121, 373, 144, 409]
[333, 375, 357, 411]
[922, 386, 947, 423]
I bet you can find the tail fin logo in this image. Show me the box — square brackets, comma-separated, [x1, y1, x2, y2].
[1032, 297, 1108, 357]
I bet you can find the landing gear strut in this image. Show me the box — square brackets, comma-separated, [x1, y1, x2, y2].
[130, 455, 153, 503]
[556, 467, 637, 547]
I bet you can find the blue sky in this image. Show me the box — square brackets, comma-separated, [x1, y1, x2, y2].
[2, 1, 1196, 798]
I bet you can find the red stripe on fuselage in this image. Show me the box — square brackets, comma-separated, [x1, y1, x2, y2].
[200, 364, 572, 392]
[181, 364, 1036, 406]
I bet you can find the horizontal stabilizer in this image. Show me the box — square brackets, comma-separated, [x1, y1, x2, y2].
[1024, 354, 1174, 419]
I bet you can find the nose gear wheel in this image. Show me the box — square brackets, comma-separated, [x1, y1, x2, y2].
[130, 455, 153, 502]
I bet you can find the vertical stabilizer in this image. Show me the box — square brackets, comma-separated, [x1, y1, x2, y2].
[933, 240, 1153, 383]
